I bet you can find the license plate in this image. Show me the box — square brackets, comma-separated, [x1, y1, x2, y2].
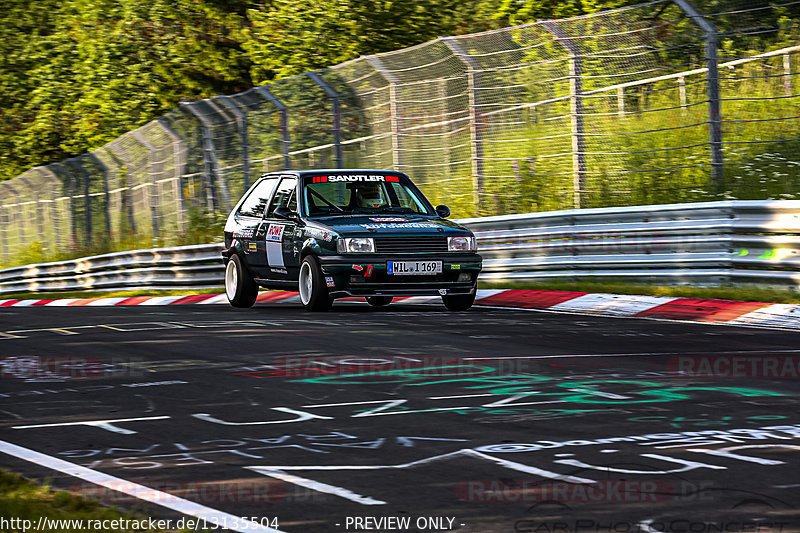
[388, 260, 442, 275]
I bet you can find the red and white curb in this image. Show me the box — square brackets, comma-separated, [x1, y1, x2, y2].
[2, 289, 800, 331]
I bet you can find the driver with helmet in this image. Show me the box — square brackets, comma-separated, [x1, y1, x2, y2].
[355, 183, 387, 208]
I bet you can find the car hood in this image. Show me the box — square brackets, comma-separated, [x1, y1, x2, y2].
[306, 214, 471, 237]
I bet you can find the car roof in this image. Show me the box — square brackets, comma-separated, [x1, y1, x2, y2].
[259, 169, 406, 178]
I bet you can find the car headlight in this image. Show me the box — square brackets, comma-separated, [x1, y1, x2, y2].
[337, 237, 375, 253]
[448, 236, 476, 252]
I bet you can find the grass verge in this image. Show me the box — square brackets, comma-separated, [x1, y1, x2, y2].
[0, 469, 188, 532]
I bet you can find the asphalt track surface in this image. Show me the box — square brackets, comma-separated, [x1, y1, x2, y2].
[1, 301, 799, 533]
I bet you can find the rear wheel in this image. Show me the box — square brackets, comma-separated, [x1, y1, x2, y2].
[298, 255, 333, 311]
[442, 291, 476, 311]
[225, 254, 258, 308]
[366, 296, 393, 307]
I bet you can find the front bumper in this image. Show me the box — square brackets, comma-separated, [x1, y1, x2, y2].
[318, 253, 482, 298]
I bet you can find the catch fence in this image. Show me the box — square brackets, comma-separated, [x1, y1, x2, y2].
[1, 0, 799, 266]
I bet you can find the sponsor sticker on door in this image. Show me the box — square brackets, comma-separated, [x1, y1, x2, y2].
[266, 224, 286, 268]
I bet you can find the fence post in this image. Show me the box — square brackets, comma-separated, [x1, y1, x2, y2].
[66, 158, 92, 247]
[87, 154, 112, 237]
[2, 182, 24, 251]
[365, 55, 404, 170]
[33, 166, 60, 256]
[784, 53, 792, 96]
[217, 96, 250, 190]
[306, 71, 343, 169]
[441, 37, 485, 215]
[108, 145, 138, 239]
[131, 131, 160, 243]
[438, 79, 451, 179]
[51, 163, 78, 250]
[181, 101, 224, 213]
[673, 0, 723, 195]
[542, 21, 586, 209]
[156, 119, 188, 232]
[254, 86, 291, 170]
[16, 176, 42, 249]
[0, 198, 7, 264]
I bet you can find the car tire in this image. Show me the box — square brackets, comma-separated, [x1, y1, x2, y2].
[225, 254, 258, 308]
[442, 291, 476, 311]
[366, 296, 393, 307]
[299, 255, 333, 311]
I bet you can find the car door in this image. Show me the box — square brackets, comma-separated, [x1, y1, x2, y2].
[231, 177, 280, 276]
[262, 176, 300, 280]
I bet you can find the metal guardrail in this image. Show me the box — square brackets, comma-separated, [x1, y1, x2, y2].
[2, 200, 800, 296]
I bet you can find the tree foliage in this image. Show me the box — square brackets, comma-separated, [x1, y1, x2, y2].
[1, 0, 642, 181]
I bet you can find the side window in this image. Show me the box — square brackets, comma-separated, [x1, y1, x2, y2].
[267, 177, 298, 218]
[237, 178, 279, 218]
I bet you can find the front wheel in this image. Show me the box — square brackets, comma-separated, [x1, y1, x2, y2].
[298, 255, 333, 311]
[225, 254, 258, 308]
[366, 296, 393, 307]
[442, 291, 476, 311]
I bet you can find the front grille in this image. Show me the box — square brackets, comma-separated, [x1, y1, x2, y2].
[374, 236, 448, 253]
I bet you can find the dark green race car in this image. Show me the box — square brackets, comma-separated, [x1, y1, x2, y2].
[222, 170, 482, 311]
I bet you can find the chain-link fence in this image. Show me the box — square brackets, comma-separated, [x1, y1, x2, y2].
[1, 0, 799, 266]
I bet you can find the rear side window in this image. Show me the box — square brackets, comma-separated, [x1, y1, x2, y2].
[237, 178, 279, 218]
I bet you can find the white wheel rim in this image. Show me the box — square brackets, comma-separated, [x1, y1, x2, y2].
[225, 260, 238, 300]
[299, 262, 313, 305]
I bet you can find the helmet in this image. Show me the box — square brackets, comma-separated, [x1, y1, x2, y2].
[358, 183, 385, 208]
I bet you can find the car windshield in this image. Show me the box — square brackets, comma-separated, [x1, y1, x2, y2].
[303, 175, 432, 216]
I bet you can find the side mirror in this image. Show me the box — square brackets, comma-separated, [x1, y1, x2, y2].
[274, 206, 296, 220]
[435, 205, 451, 218]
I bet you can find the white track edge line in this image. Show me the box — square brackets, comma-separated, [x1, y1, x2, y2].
[0, 440, 287, 533]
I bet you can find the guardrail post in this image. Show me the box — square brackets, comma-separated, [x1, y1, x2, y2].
[254, 86, 291, 170]
[131, 131, 160, 244]
[306, 71, 343, 169]
[441, 37, 486, 215]
[156, 119, 188, 232]
[217, 96, 250, 190]
[542, 21, 586, 209]
[181, 101, 224, 213]
[673, 0, 724, 196]
[365, 56, 404, 170]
